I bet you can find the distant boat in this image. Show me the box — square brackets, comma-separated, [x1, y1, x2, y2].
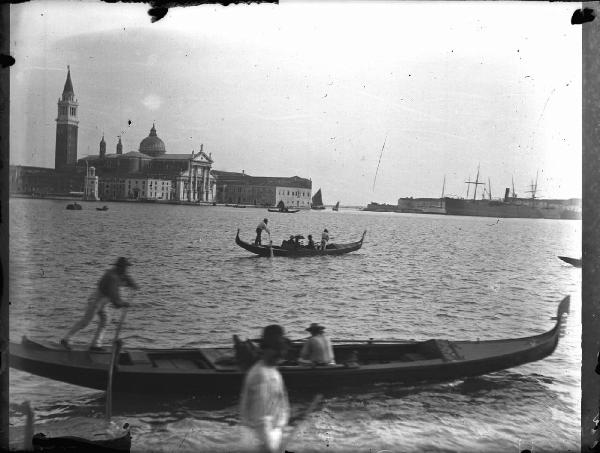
[444, 169, 581, 220]
[311, 189, 326, 210]
[235, 229, 366, 257]
[558, 256, 581, 268]
[66, 202, 82, 210]
[96, 206, 109, 211]
[268, 208, 300, 213]
[332, 201, 340, 211]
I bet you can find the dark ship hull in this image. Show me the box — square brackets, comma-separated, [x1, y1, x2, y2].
[444, 198, 581, 220]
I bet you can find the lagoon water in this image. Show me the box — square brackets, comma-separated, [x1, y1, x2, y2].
[9, 198, 581, 452]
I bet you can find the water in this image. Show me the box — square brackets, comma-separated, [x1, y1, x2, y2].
[9, 198, 581, 452]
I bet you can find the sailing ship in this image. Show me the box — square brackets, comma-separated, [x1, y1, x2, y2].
[332, 201, 340, 211]
[444, 168, 581, 220]
[311, 188, 326, 210]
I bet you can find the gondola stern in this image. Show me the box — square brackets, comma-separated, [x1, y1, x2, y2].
[551, 295, 570, 324]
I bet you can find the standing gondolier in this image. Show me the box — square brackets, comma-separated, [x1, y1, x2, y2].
[255, 218, 270, 246]
[60, 257, 138, 351]
[240, 324, 290, 453]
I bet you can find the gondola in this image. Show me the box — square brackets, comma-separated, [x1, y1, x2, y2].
[65, 202, 82, 210]
[267, 208, 300, 213]
[9, 297, 569, 395]
[96, 206, 109, 211]
[32, 429, 131, 452]
[235, 229, 366, 257]
[558, 256, 582, 268]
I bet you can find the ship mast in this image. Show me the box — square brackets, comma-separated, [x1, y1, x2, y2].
[440, 175, 446, 207]
[525, 170, 539, 206]
[465, 165, 486, 201]
[488, 178, 492, 200]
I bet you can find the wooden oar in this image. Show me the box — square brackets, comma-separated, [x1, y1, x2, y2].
[106, 307, 128, 421]
[280, 394, 323, 452]
[23, 401, 33, 451]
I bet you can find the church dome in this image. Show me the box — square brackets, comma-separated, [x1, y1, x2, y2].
[139, 124, 166, 157]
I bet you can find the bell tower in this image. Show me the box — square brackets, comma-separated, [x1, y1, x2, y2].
[55, 66, 79, 170]
[99, 134, 106, 158]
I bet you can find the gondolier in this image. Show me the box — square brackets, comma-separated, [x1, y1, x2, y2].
[255, 218, 270, 246]
[60, 257, 138, 351]
[240, 324, 290, 453]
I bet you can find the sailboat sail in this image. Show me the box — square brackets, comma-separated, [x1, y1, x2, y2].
[333, 201, 340, 211]
[312, 189, 323, 208]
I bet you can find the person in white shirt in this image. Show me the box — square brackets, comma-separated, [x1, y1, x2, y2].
[240, 325, 290, 453]
[255, 218, 270, 246]
[299, 323, 336, 366]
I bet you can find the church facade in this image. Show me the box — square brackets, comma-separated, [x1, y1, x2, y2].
[79, 126, 215, 202]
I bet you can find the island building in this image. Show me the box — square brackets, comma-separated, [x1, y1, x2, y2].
[211, 171, 312, 207]
[10, 67, 313, 206]
[79, 125, 215, 202]
[10, 67, 216, 203]
[10, 66, 84, 195]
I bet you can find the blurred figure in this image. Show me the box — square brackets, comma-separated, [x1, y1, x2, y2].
[240, 325, 290, 453]
[60, 257, 138, 351]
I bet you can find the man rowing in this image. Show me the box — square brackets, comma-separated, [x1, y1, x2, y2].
[255, 218, 270, 246]
[60, 257, 138, 351]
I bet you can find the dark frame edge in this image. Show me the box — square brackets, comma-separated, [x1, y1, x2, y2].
[0, 1, 9, 451]
[582, 2, 599, 451]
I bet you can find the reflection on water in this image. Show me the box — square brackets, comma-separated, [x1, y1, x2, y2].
[9, 199, 581, 452]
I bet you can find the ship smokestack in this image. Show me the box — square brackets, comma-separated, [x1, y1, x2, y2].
[504, 187, 510, 202]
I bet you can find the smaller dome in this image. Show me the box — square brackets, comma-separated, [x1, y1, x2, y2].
[139, 123, 166, 157]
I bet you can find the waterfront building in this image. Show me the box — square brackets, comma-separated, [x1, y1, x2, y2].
[80, 126, 215, 202]
[211, 171, 312, 207]
[10, 67, 84, 196]
[83, 166, 99, 201]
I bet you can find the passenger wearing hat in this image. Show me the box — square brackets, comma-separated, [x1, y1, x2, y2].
[255, 218, 270, 246]
[240, 324, 290, 453]
[60, 257, 139, 351]
[299, 323, 336, 366]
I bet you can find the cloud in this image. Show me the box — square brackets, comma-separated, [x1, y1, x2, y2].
[142, 94, 162, 111]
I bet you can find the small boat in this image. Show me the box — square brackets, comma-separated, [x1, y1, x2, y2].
[235, 229, 366, 257]
[32, 428, 131, 452]
[9, 297, 569, 395]
[311, 189, 326, 210]
[332, 201, 340, 211]
[65, 202, 82, 210]
[16, 402, 131, 452]
[268, 208, 300, 213]
[96, 206, 109, 211]
[558, 256, 582, 268]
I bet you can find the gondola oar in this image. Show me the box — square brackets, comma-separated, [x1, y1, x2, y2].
[280, 394, 323, 452]
[106, 307, 128, 421]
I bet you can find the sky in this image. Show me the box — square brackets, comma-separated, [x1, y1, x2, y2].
[10, 1, 582, 205]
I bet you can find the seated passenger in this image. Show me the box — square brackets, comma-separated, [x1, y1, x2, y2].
[299, 323, 336, 366]
[306, 235, 315, 249]
[281, 235, 295, 248]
